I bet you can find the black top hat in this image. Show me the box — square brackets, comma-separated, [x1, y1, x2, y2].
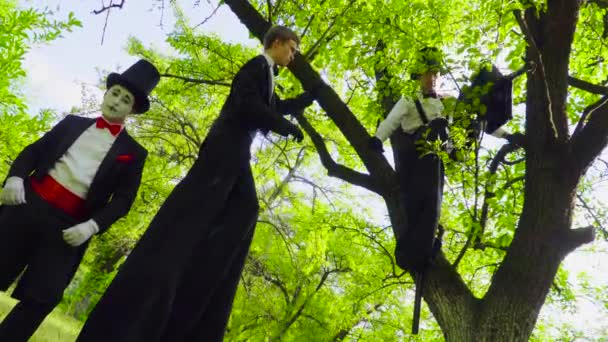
[458, 64, 513, 134]
[106, 59, 160, 114]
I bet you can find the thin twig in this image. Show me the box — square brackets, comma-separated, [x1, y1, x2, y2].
[93, 0, 125, 15]
[161, 73, 231, 86]
[576, 193, 607, 239]
[100, 7, 111, 45]
[303, 0, 356, 60]
[193, 1, 222, 29]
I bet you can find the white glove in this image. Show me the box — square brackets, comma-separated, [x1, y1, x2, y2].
[0, 177, 26, 205]
[62, 219, 99, 247]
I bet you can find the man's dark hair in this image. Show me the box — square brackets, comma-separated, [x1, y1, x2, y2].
[263, 26, 300, 49]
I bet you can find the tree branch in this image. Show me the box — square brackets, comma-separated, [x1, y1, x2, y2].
[474, 241, 508, 252]
[294, 112, 381, 193]
[568, 76, 608, 95]
[266, 148, 306, 205]
[301, 313, 327, 330]
[587, 0, 608, 9]
[513, 9, 559, 140]
[501, 175, 525, 191]
[331, 303, 383, 341]
[331, 225, 399, 277]
[160, 73, 231, 86]
[248, 256, 291, 304]
[302, 0, 356, 61]
[573, 98, 608, 139]
[502, 156, 525, 166]
[453, 143, 520, 268]
[300, 14, 316, 39]
[576, 193, 607, 239]
[571, 95, 608, 172]
[505, 63, 529, 81]
[562, 226, 596, 254]
[279, 267, 350, 338]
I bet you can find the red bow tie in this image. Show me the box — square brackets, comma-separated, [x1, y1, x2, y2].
[96, 117, 122, 136]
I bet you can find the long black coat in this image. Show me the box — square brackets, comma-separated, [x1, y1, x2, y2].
[76, 55, 313, 342]
[0, 114, 147, 304]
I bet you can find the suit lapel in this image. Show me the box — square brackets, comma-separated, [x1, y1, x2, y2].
[54, 118, 95, 161]
[89, 130, 130, 197]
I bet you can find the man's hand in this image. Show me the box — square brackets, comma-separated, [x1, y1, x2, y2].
[295, 91, 315, 108]
[505, 132, 525, 147]
[295, 81, 327, 108]
[62, 219, 99, 247]
[0, 177, 26, 205]
[286, 122, 305, 142]
[309, 80, 326, 99]
[428, 118, 449, 142]
[368, 136, 384, 153]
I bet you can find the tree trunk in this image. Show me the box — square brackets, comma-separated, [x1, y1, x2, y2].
[474, 150, 578, 340]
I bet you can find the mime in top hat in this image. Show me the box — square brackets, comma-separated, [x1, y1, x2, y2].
[0, 59, 160, 342]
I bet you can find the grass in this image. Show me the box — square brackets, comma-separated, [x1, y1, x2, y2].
[0, 291, 82, 342]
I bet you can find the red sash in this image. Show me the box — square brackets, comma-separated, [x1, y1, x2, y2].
[30, 175, 88, 219]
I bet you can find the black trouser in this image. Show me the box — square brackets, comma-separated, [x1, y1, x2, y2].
[0, 183, 81, 342]
[160, 223, 256, 341]
[394, 125, 445, 273]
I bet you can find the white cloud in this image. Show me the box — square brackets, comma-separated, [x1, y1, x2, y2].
[23, 47, 97, 114]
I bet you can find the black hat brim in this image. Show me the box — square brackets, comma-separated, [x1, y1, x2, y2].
[106, 73, 150, 114]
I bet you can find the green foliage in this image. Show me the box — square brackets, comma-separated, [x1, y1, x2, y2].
[0, 292, 81, 341]
[0, 0, 81, 182]
[0, 109, 55, 175]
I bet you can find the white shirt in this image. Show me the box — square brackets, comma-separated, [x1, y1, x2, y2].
[481, 121, 508, 138]
[375, 94, 508, 141]
[375, 94, 445, 141]
[48, 117, 121, 198]
[262, 52, 275, 101]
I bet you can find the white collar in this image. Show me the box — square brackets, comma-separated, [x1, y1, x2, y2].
[416, 90, 440, 100]
[262, 52, 275, 69]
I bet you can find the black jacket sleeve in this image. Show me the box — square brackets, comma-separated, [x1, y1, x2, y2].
[7, 115, 72, 181]
[275, 92, 314, 115]
[232, 60, 297, 136]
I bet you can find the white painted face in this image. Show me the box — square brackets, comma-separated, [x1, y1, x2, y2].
[102, 84, 135, 123]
